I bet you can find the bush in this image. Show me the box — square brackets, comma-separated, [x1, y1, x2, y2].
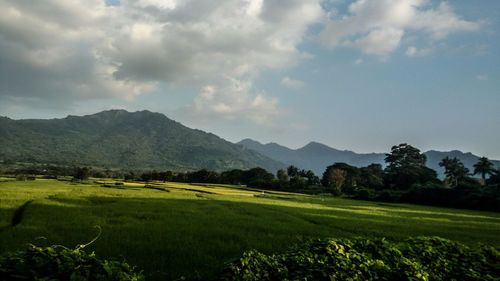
[222, 237, 500, 281]
[0, 244, 144, 281]
[356, 188, 376, 200]
[353, 184, 500, 212]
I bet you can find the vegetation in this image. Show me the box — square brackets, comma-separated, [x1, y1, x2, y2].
[474, 157, 495, 183]
[1, 179, 499, 280]
[0, 242, 144, 281]
[223, 236, 500, 281]
[384, 143, 438, 189]
[74, 167, 91, 181]
[439, 156, 470, 187]
[322, 168, 346, 195]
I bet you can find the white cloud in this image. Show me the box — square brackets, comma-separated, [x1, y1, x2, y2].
[352, 27, 404, 55]
[191, 77, 281, 126]
[405, 46, 432, 57]
[321, 0, 481, 56]
[353, 58, 363, 65]
[136, 0, 177, 10]
[409, 2, 481, 39]
[281, 76, 305, 89]
[0, 0, 324, 124]
[476, 74, 488, 81]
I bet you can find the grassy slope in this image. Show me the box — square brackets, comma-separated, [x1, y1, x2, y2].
[0, 179, 499, 280]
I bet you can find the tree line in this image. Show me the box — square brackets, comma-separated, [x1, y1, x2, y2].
[109, 143, 500, 211]
[4, 143, 499, 211]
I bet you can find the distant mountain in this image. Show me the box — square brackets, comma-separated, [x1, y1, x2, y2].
[238, 139, 386, 176]
[0, 110, 285, 172]
[424, 150, 500, 178]
[237, 139, 500, 178]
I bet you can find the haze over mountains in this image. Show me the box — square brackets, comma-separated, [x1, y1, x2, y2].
[0, 109, 497, 177]
[237, 139, 500, 178]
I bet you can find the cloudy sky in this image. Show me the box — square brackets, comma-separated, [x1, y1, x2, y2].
[1, 0, 499, 158]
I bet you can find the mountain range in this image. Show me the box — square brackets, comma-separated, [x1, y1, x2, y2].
[0, 110, 283, 172]
[0, 109, 498, 177]
[237, 139, 500, 178]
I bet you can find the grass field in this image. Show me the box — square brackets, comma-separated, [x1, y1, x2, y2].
[1, 178, 499, 280]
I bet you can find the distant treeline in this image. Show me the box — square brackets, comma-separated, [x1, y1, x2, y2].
[2, 143, 500, 212]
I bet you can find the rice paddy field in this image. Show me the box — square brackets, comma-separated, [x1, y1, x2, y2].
[1, 178, 499, 280]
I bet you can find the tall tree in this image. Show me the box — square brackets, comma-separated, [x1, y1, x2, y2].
[486, 169, 500, 185]
[244, 167, 275, 187]
[384, 143, 436, 189]
[287, 166, 299, 178]
[322, 168, 346, 195]
[385, 143, 426, 170]
[73, 167, 91, 181]
[302, 170, 320, 185]
[439, 157, 469, 187]
[359, 164, 384, 189]
[276, 169, 289, 182]
[473, 157, 494, 183]
[324, 163, 360, 190]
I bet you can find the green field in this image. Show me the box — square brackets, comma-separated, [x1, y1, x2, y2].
[1, 179, 499, 280]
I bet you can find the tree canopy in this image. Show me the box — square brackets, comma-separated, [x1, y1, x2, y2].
[473, 157, 494, 182]
[384, 144, 437, 189]
[439, 157, 469, 187]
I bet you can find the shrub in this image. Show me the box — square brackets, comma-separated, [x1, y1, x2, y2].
[0, 244, 144, 281]
[0, 227, 143, 281]
[222, 237, 500, 281]
[355, 188, 376, 200]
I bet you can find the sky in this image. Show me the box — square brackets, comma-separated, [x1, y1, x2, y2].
[0, 0, 499, 158]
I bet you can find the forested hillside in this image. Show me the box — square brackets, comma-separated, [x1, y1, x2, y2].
[0, 110, 284, 172]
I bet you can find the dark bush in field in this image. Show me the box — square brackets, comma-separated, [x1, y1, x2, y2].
[0, 244, 144, 281]
[222, 237, 500, 281]
[353, 184, 500, 212]
[15, 174, 27, 181]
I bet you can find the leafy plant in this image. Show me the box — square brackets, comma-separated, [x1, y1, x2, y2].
[222, 237, 500, 281]
[0, 227, 144, 281]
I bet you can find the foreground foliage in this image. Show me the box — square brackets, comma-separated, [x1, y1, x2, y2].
[222, 237, 500, 281]
[0, 244, 144, 281]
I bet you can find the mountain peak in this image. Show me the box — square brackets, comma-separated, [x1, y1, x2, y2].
[303, 141, 327, 148]
[238, 138, 262, 146]
[84, 110, 173, 125]
[90, 109, 129, 117]
[299, 141, 341, 153]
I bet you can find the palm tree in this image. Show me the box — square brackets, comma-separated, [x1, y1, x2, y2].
[439, 157, 469, 187]
[473, 157, 494, 183]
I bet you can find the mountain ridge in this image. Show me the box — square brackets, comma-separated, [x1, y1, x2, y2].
[0, 110, 285, 172]
[237, 139, 500, 177]
[1, 110, 498, 177]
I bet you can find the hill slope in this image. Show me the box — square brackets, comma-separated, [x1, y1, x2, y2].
[238, 139, 500, 177]
[0, 110, 285, 171]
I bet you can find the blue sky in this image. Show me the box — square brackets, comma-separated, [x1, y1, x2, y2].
[0, 0, 499, 158]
